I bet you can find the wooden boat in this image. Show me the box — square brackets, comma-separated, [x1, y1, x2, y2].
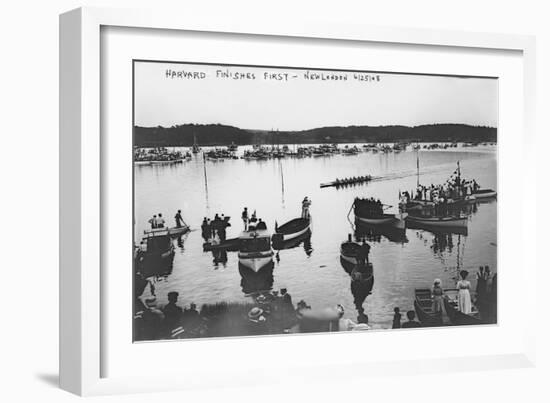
[272, 229, 312, 251]
[145, 225, 190, 238]
[320, 175, 372, 188]
[353, 198, 407, 229]
[273, 217, 310, 242]
[355, 212, 408, 230]
[406, 214, 467, 229]
[135, 230, 175, 277]
[238, 229, 274, 272]
[443, 290, 483, 325]
[414, 288, 443, 327]
[340, 240, 361, 266]
[473, 188, 497, 199]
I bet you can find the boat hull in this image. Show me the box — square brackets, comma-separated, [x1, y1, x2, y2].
[474, 189, 497, 199]
[355, 212, 407, 229]
[414, 288, 443, 327]
[406, 215, 467, 229]
[238, 253, 274, 272]
[443, 296, 483, 325]
[281, 223, 310, 241]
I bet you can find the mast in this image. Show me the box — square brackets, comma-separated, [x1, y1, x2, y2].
[416, 153, 420, 187]
[203, 153, 209, 209]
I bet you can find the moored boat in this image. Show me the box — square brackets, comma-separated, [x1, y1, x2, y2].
[353, 198, 407, 229]
[273, 217, 311, 242]
[135, 229, 175, 277]
[144, 224, 190, 238]
[406, 214, 468, 229]
[414, 288, 443, 327]
[473, 188, 497, 199]
[340, 239, 361, 267]
[443, 290, 483, 325]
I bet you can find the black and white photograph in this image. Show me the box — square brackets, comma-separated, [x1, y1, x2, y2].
[132, 60, 498, 342]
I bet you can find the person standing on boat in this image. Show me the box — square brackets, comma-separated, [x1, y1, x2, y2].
[302, 197, 312, 219]
[241, 207, 249, 230]
[148, 214, 158, 229]
[156, 213, 165, 228]
[457, 270, 472, 314]
[432, 279, 444, 314]
[175, 210, 185, 228]
[357, 239, 371, 266]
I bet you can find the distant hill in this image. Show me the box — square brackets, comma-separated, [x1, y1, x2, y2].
[134, 123, 497, 147]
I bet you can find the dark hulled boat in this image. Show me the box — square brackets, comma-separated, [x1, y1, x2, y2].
[273, 217, 311, 243]
[443, 291, 483, 326]
[353, 198, 407, 229]
[135, 229, 175, 277]
[414, 288, 443, 327]
[473, 188, 497, 199]
[406, 214, 468, 229]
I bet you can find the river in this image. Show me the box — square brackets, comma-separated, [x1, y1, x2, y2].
[134, 144, 497, 329]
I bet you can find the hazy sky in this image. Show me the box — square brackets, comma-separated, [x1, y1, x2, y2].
[134, 61, 498, 130]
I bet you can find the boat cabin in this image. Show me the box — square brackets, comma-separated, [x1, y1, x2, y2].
[239, 230, 272, 253]
[141, 230, 172, 254]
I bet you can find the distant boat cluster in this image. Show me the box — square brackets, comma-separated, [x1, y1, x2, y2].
[134, 147, 191, 165]
[134, 141, 497, 164]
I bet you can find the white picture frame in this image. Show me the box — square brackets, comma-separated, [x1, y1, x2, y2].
[60, 7, 537, 396]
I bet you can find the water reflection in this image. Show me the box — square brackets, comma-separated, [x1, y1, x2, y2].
[239, 261, 275, 295]
[354, 221, 408, 244]
[338, 240, 375, 316]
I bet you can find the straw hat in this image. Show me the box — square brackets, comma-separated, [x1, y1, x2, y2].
[248, 307, 264, 320]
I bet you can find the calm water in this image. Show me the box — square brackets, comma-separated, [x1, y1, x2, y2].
[134, 145, 497, 328]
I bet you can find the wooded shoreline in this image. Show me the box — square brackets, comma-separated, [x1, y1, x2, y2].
[134, 123, 497, 147]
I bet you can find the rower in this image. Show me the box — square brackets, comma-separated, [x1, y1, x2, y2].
[175, 210, 185, 228]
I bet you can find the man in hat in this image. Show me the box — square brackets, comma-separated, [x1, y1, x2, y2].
[247, 307, 267, 335]
[280, 288, 292, 307]
[162, 291, 183, 330]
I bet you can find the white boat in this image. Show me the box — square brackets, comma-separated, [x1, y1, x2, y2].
[473, 189, 497, 199]
[406, 214, 468, 229]
[144, 224, 190, 238]
[354, 212, 408, 229]
[274, 217, 310, 241]
[238, 229, 274, 272]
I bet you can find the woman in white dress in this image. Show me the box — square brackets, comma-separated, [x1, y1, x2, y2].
[457, 270, 472, 314]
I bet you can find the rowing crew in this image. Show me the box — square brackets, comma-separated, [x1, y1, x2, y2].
[334, 175, 371, 185]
